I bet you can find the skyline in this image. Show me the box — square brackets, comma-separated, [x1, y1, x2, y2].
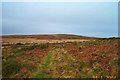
[2, 2, 118, 38]
[2, 0, 119, 2]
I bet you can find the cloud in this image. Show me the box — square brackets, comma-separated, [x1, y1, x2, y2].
[2, 2, 118, 37]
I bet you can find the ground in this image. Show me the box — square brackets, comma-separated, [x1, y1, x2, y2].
[1, 35, 120, 78]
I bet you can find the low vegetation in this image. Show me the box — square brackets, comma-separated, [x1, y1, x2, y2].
[2, 38, 119, 78]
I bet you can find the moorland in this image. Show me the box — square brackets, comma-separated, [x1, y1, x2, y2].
[1, 34, 119, 78]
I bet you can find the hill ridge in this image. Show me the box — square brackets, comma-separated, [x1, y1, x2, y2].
[2, 34, 96, 40]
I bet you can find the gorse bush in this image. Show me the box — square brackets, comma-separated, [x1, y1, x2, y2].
[3, 58, 37, 77]
[19, 44, 49, 51]
[79, 61, 85, 70]
[38, 44, 49, 49]
[20, 62, 36, 72]
[16, 43, 24, 45]
[2, 58, 20, 77]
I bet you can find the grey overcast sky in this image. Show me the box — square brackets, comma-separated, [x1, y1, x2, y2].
[2, 2, 118, 37]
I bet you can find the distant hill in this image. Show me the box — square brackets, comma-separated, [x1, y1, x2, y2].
[2, 34, 97, 40]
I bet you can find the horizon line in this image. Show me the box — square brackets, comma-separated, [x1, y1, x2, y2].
[1, 33, 119, 38]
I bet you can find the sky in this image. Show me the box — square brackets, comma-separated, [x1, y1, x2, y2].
[1, 0, 119, 2]
[2, 2, 118, 38]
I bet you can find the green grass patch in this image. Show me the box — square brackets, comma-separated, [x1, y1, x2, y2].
[43, 53, 52, 68]
[33, 49, 53, 78]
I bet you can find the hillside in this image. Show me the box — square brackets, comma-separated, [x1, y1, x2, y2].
[2, 34, 96, 40]
[2, 37, 119, 78]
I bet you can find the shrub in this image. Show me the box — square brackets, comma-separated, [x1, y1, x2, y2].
[2, 58, 20, 77]
[20, 62, 36, 72]
[16, 43, 24, 45]
[36, 44, 49, 49]
[79, 61, 85, 70]
[19, 44, 49, 51]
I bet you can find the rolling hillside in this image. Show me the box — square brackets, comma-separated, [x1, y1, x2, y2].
[2, 34, 97, 40]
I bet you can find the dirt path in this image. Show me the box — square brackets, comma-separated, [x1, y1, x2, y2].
[33, 47, 80, 78]
[49, 48, 79, 78]
[32, 48, 54, 78]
